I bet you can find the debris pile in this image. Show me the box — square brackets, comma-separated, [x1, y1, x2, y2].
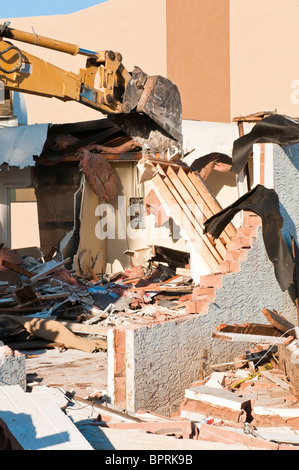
[0, 244, 192, 353]
[179, 337, 299, 450]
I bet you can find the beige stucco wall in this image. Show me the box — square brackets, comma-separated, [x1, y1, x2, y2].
[166, 0, 231, 123]
[229, 0, 299, 119]
[1, 0, 167, 125]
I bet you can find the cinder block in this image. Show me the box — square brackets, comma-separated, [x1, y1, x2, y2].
[0, 345, 26, 391]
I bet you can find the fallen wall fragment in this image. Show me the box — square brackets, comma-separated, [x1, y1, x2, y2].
[0, 385, 93, 450]
[0, 345, 26, 391]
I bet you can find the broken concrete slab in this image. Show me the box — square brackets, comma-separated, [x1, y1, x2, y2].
[0, 385, 93, 450]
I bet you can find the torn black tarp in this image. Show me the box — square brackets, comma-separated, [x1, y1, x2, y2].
[203, 184, 294, 291]
[232, 114, 299, 174]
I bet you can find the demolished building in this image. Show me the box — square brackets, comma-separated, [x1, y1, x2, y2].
[2, 0, 299, 451]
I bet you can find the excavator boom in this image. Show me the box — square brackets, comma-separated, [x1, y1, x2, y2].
[0, 22, 182, 153]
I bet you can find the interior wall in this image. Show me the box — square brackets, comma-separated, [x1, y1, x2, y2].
[105, 162, 189, 273]
[0, 165, 33, 247]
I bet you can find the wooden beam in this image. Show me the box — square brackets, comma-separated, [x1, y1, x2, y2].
[212, 331, 286, 344]
[161, 165, 226, 260]
[151, 172, 219, 272]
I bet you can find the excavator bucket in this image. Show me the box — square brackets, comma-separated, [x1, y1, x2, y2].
[109, 74, 183, 153]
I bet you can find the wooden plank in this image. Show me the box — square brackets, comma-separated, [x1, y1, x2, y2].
[162, 165, 227, 260]
[157, 164, 224, 261]
[260, 370, 291, 391]
[61, 321, 109, 337]
[262, 308, 296, 336]
[151, 172, 219, 271]
[188, 170, 237, 239]
[212, 331, 286, 344]
[30, 258, 71, 283]
[1, 260, 34, 278]
[176, 167, 233, 247]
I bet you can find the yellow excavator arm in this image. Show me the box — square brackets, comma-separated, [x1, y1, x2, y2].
[0, 22, 182, 152]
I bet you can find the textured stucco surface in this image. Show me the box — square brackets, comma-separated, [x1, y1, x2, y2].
[119, 143, 299, 416]
[272, 143, 299, 251]
[127, 228, 297, 415]
[0, 347, 26, 391]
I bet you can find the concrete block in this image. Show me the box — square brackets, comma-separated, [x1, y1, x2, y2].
[0, 345, 26, 391]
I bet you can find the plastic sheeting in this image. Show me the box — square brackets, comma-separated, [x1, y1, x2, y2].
[204, 184, 295, 291]
[0, 124, 48, 168]
[232, 114, 299, 174]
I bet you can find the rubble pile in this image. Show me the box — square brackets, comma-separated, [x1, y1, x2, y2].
[0, 244, 192, 351]
[1, 242, 299, 449]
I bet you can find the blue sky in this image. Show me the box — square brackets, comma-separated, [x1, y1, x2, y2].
[1, 1, 109, 19]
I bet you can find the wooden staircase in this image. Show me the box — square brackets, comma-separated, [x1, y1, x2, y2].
[141, 157, 262, 315]
[146, 158, 237, 272]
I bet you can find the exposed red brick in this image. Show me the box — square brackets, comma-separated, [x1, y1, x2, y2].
[192, 287, 215, 301]
[104, 420, 193, 439]
[237, 226, 258, 239]
[180, 398, 246, 424]
[219, 260, 241, 273]
[113, 328, 127, 408]
[200, 273, 223, 288]
[228, 237, 251, 250]
[198, 423, 295, 450]
[225, 250, 248, 262]
[243, 212, 262, 228]
[185, 300, 209, 315]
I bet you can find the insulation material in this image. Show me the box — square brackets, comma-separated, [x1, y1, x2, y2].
[0, 124, 48, 168]
[73, 178, 107, 278]
[3, 315, 106, 353]
[78, 149, 118, 202]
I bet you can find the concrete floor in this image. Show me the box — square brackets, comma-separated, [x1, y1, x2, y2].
[23, 348, 108, 399]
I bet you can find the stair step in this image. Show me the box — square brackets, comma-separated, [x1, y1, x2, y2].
[192, 286, 215, 301]
[219, 260, 241, 274]
[199, 273, 223, 288]
[228, 237, 252, 250]
[185, 300, 209, 315]
[225, 250, 248, 262]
